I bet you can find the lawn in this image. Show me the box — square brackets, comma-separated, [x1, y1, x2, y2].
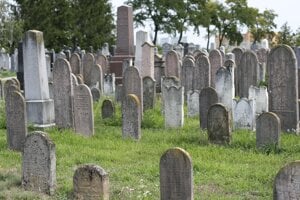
[0, 98, 299, 199]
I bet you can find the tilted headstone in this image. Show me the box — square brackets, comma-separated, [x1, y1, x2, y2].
[82, 53, 95, 86]
[248, 85, 268, 115]
[101, 99, 115, 119]
[199, 87, 218, 129]
[268, 45, 299, 132]
[193, 54, 210, 92]
[165, 50, 180, 78]
[70, 53, 82, 75]
[53, 58, 74, 129]
[238, 50, 259, 98]
[103, 73, 115, 97]
[187, 90, 199, 117]
[73, 84, 94, 136]
[209, 49, 222, 88]
[274, 161, 300, 200]
[256, 112, 280, 149]
[207, 103, 231, 144]
[160, 147, 193, 200]
[73, 164, 109, 200]
[143, 76, 156, 110]
[163, 86, 184, 128]
[5, 90, 27, 151]
[122, 94, 141, 140]
[123, 66, 143, 114]
[232, 98, 255, 130]
[181, 56, 195, 98]
[22, 131, 56, 195]
[141, 42, 155, 79]
[23, 30, 55, 127]
[215, 65, 234, 112]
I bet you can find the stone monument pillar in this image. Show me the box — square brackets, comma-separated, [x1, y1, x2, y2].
[23, 30, 55, 127]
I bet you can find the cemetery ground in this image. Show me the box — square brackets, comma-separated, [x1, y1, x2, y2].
[0, 98, 300, 199]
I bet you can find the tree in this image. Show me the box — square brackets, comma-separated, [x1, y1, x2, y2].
[250, 9, 277, 45]
[294, 27, 300, 46]
[276, 22, 295, 46]
[126, 0, 170, 45]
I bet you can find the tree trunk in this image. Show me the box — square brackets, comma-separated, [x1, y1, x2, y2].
[152, 24, 158, 45]
[178, 29, 183, 44]
[206, 27, 210, 51]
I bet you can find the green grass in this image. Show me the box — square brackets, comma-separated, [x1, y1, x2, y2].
[0, 98, 300, 199]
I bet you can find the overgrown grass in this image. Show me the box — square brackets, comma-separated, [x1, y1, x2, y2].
[0, 97, 299, 199]
[0, 70, 16, 79]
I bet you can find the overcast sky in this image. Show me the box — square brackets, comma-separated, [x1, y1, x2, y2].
[110, 0, 299, 45]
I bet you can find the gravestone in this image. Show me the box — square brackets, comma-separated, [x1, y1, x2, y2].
[90, 64, 103, 92]
[103, 73, 115, 97]
[165, 50, 180, 78]
[143, 76, 156, 110]
[23, 30, 55, 127]
[193, 54, 210, 92]
[154, 54, 165, 93]
[268, 45, 299, 132]
[207, 103, 231, 144]
[162, 43, 173, 57]
[91, 87, 101, 102]
[248, 85, 268, 115]
[82, 53, 95, 86]
[141, 42, 155, 78]
[174, 44, 184, 60]
[187, 90, 199, 117]
[53, 58, 74, 129]
[135, 30, 149, 73]
[238, 50, 259, 98]
[122, 94, 141, 140]
[161, 76, 181, 114]
[256, 48, 268, 65]
[5, 90, 27, 151]
[71, 73, 79, 87]
[73, 164, 109, 200]
[163, 86, 184, 128]
[115, 84, 123, 102]
[181, 56, 195, 98]
[215, 65, 234, 112]
[274, 161, 300, 199]
[232, 98, 255, 130]
[70, 53, 82, 75]
[101, 99, 115, 119]
[95, 54, 109, 74]
[122, 58, 132, 76]
[256, 112, 280, 149]
[199, 87, 218, 129]
[22, 131, 56, 195]
[209, 49, 222, 88]
[101, 43, 110, 56]
[76, 74, 84, 84]
[160, 147, 193, 200]
[73, 84, 94, 136]
[232, 47, 244, 96]
[17, 42, 24, 90]
[123, 66, 143, 114]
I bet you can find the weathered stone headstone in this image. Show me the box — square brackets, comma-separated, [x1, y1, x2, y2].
[181, 56, 195, 98]
[95, 54, 109, 74]
[73, 84, 94, 136]
[163, 86, 184, 128]
[17, 42, 24, 90]
[71, 73, 79, 87]
[238, 50, 259, 98]
[256, 112, 280, 149]
[187, 90, 199, 117]
[123, 66, 143, 114]
[268, 45, 299, 132]
[115, 84, 123, 102]
[103, 73, 115, 97]
[215, 65, 234, 112]
[141, 42, 155, 78]
[135, 30, 149, 73]
[89, 64, 103, 93]
[53, 58, 74, 129]
[143, 76, 156, 110]
[5, 90, 27, 151]
[101, 99, 115, 119]
[160, 147, 193, 200]
[73, 164, 109, 200]
[82, 53, 95, 86]
[174, 44, 184, 60]
[154, 54, 165, 92]
[193, 54, 210, 92]
[122, 94, 141, 140]
[248, 85, 268, 115]
[165, 50, 180, 78]
[91, 87, 101, 102]
[161, 76, 181, 114]
[23, 30, 55, 127]
[274, 161, 300, 199]
[209, 49, 222, 88]
[22, 131, 56, 195]
[232, 98, 255, 130]
[207, 103, 231, 144]
[199, 87, 218, 129]
[70, 53, 82, 75]
[232, 47, 244, 96]
[162, 43, 173, 58]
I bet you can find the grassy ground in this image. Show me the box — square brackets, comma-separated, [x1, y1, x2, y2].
[0, 98, 299, 199]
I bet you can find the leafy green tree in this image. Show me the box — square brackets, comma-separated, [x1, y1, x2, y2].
[250, 9, 277, 45]
[276, 22, 295, 46]
[294, 27, 300, 46]
[126, 0, 170, 45]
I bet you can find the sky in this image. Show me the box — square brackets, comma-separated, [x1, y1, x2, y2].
[110, 0, 299, 46]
